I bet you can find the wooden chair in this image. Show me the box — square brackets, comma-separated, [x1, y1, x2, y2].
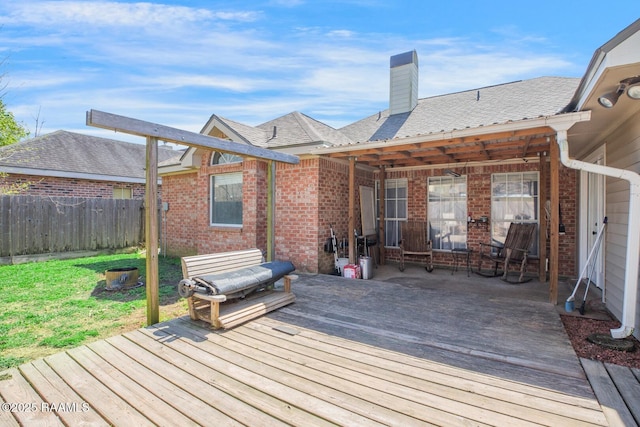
[477, 222, 536, 283]
[399, 221, 434, 272]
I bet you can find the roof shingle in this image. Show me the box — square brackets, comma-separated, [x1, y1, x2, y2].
[0, 130, 180, 179]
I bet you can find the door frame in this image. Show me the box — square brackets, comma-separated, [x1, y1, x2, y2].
[579, 145, 606, 293]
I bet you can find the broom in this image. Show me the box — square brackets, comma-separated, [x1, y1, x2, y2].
[565, 217, 607, 312]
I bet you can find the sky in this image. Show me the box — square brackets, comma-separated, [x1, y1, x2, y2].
[1, 1, 639, 144]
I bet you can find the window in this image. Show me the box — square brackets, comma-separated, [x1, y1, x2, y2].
[491, 172, 539, 255]
[211, 151, 243, 165]
[210, 172, 243, 226]
[428, 176, 467, 250]
[113, 188, 132, 199]
[376, 178, 407, 247]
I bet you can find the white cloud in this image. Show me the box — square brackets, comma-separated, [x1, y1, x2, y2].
[0, 1, 259, 28]
[2, 0, 586, 139]
[139, 74, 272, 92]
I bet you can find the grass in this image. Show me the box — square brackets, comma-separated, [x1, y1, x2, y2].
[0, 253, 186, 370]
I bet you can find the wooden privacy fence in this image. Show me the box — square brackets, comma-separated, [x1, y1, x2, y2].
[0, 195, 146, 258]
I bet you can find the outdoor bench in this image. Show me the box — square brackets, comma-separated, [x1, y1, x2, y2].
[178, 249, 296, 329]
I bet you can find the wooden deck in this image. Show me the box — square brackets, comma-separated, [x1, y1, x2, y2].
[1, 268, 638, 426]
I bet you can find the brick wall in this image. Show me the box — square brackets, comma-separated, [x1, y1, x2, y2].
[275, 158, 321, 272]
[2, 174, 147, 198]
[162, 154, 265, 257]
[161, 153, 578, 277]
[379, 161, 577, 277]
[161, 173, 199, 256]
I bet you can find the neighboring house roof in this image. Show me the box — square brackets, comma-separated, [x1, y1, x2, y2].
[339, 77, 580, 144]
[0, 130, 180, 183]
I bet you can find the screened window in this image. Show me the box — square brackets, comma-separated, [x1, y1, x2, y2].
[210, 172, 243, 226]
[376, 178, 407, 247]
[428, 176, 467, 250]
[491, 172, 539, 255]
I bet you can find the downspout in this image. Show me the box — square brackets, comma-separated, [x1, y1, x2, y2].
[555, 128, 640, 338]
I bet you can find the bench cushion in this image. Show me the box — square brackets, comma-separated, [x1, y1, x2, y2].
[193, 261, 295, 295]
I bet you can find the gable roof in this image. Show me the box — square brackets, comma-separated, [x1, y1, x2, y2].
[257, 111, 354, 148]
[162, 111, 355, 171]
[0, 130, 180, 182]
[340, 77, 580, 144]
[202, 111, 354, 149]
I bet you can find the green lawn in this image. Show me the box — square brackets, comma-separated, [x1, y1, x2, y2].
[0, 253, 186, 370]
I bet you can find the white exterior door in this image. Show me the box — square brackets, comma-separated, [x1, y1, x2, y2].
[580, 147, 606, 290]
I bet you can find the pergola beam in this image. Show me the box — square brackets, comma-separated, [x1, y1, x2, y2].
[87, 109, 299, 165]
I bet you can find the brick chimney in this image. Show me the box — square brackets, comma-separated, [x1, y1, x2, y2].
[389, 50, 418, 115]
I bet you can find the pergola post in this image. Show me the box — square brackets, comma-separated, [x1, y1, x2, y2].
[378, 166, 386, 264]
[539, 151, 548, 282]
[549, 138, 560, 305]
[145, 136, 159, 325]
[348, 157, 356, 263]
[266, 160, 275, 261]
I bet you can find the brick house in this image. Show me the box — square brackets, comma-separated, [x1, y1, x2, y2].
[160, 19, 640, 338]
[0, 130, 178, 198]
[160, 66, 579, 275]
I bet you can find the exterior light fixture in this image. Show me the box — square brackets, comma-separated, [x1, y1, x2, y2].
[598, 84, 625, 108]
[445, 169, 461, 177]
[598, 76, 640, 108]
[627, 82, 640, 100]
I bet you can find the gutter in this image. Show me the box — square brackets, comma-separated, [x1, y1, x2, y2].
[555, 128, 639, 338]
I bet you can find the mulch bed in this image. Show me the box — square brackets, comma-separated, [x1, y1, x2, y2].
[560, 314, 640, 369]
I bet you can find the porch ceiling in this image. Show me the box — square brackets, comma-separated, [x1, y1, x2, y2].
[323, 125, 556, 168]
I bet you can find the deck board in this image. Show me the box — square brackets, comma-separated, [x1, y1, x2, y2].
[140, 324, 386, 426]
[41, 351, 154, 426]
[605, 362, 640, 425]
[581, 358, 637, 427]
[103, 333, 281, 426]
[65, 345, 198, 426]
[246, 318, 605, 423]
[164, 319, 462, 426]
[21, 358, 109, 426]
[0, 368, 64, 426]
[1, 271, 638, 426]
[123, 328, 326, 426]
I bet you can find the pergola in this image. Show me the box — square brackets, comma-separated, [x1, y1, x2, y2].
[314, 111, 591, 305]
[86, 109, 590, 322]
[87, 110, 299, 325]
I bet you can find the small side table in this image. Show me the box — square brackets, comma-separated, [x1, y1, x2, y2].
[451, 248, 473, 277]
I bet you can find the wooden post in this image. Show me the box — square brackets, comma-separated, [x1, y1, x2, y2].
[266, 161, 274, 261]
[539, 151, 548, 282]
[549, 139, 560, 305]
[378, 166, 386, 264]
[145, 136, 160, 325]
[348, 157, 356, 264]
